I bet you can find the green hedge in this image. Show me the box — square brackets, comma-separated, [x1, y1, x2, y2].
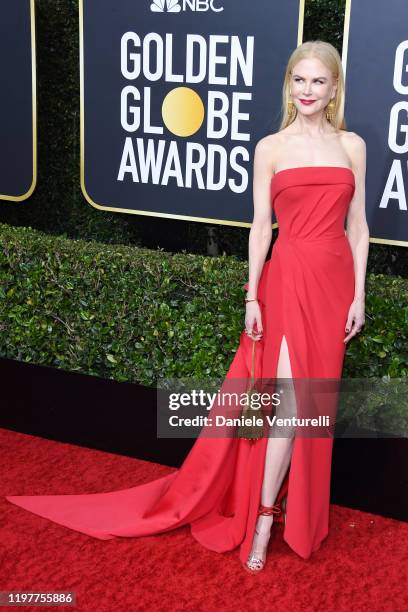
[1, 223, 407, 388]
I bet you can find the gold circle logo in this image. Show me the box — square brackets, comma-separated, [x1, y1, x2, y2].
[162, 87, 205, 137]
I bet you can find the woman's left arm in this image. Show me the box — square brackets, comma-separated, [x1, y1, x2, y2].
[344, 133, 370, 344]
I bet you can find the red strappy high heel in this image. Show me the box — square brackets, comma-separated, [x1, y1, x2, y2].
[243, 503, 282, 573]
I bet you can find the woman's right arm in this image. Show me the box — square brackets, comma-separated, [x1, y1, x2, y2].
[246, 137, 275, 298]
[245, 137, 275, 338]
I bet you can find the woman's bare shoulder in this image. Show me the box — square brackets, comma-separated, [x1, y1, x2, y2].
[339, 130, 367, 167]
[339, 129, 366, 149]
[254, 132, 286, 166]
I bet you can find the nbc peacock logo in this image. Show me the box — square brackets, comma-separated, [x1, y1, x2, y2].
[150, 0, 181, 12]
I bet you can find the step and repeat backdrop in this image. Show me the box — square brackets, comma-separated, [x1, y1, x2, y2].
[0, 0, 406, 245]
[0, 0, 36, 202]
[343, 0, 408, 245]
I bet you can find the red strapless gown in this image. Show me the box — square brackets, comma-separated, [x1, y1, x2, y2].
[6, 166, 356, 562]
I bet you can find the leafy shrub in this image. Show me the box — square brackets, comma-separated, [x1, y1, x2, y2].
[1, 224, 406, 388]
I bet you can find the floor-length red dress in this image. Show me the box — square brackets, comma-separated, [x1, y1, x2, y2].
[6, 165, 356, 563]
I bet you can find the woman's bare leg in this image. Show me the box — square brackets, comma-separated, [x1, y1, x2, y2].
[246, 335, 296, 568]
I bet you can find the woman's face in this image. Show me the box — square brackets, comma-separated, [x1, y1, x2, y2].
[289, 57, 337, 117]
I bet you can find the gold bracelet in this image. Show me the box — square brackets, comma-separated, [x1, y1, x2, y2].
[245, 297, 258, 303]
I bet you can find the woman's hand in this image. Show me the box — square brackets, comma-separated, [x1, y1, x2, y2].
[344, 296, 365, 344]
[245, 301, 263, 341]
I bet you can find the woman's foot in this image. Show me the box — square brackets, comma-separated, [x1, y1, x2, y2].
[244, 503, 282, 573]
[245, 513, 274, 572]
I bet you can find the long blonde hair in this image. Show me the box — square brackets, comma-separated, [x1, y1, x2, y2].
[279, 40, 347, 131]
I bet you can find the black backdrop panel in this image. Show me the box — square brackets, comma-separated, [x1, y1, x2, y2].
[344, 0, 408, 245]
[81, 0, 301, 225]
[0, 0, 35, 201]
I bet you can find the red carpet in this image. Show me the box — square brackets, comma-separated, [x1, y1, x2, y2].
[1, 428, 406, 611]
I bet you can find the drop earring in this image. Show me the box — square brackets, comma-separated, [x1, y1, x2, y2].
[287, 93, 296, 118]
[326, 98, 336, 122]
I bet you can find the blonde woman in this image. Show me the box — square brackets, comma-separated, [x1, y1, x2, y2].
[242, 39, 369, 571]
